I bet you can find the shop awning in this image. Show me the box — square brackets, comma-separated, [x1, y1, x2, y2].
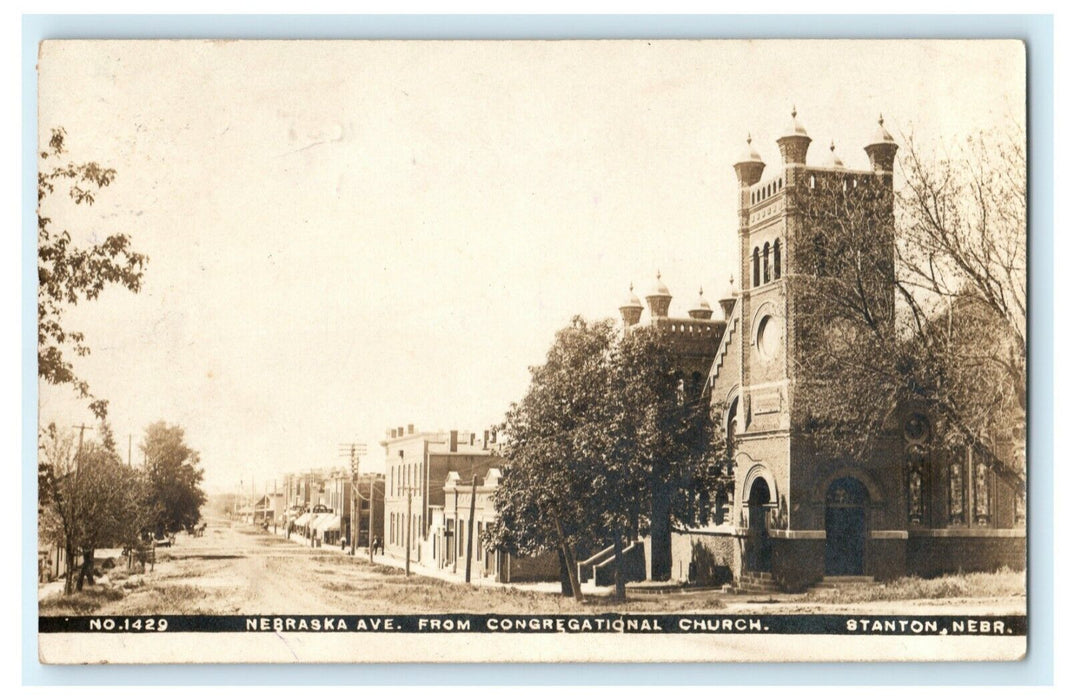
[294, 512, 313, 527]
[320, 515, 342, 532]
[309, 513, 333, 532]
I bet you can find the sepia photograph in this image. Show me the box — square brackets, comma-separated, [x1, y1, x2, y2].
[34, 38, 1028, 664]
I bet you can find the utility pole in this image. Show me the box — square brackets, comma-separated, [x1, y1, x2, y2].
[72, 424, 92, 460]
[452, 489, 460, 574]
[339, 442, 367, 555]
[368, 479, 376, 563]
[465, 474, 482, 584]
[406, 486, 413, 576]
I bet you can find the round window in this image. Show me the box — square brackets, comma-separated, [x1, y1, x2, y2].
[756, 314, 781, 358]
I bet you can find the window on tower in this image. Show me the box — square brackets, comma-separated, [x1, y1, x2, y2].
[752, 247, 761, 287]
[773, 239, 782, 279]
[763, 242, 771, 283]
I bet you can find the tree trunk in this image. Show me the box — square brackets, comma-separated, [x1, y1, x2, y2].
[649, 483, 672, 581]
[554, 517, 583, 602]
[612, 530, 627, 601]
[557, 548, 574, 597]
[76, 548, 95, 591]
[63, 544, 76, 596]
[85, 549, 96, 585]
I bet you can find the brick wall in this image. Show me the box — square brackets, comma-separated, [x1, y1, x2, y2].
[906, 533, 1025, 577]
[769, 538, 823, 591]
[500, 550, 559, 583]
[867, 539, 907, 581]
[669, 531, 737, 586]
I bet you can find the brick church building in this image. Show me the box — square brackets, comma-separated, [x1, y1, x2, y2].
[622, 110, 1025, 591]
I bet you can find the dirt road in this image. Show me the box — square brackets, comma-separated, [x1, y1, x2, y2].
[38, 518, 1026, 617]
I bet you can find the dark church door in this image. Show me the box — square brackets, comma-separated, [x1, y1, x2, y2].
[824, 477, 868, 576]
[747, 478, 772, 573]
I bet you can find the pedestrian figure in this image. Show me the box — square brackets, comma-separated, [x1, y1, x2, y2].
[373, 535, 382, 555]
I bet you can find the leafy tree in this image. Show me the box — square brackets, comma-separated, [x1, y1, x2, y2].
[141, 422, 207, 535]
[38, 127, 147, 418]
[488, 317, 617, 601]
[39, 423, 149, 594]
[791, 124, 1025, 487]
[488, 317, 730, 599]
[610, 326, 729, 584]
[791, 166, 899, 459]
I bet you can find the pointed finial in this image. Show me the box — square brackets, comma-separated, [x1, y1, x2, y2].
[629, 281, 634, 292]
[878, 113, 884, 126]
[791, 105, 797, 119]
[830, 140, 836, 152]
[656, 269, 661, 280]
[699, 285, 705, 296]
[729, 275, 735, 291]
[746, 132, 752, 145]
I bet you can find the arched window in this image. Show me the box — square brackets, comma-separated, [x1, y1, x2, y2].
[726, 397, 739, 462]
[752, 247, 761, 287]
[763, 242, 771, 284]
[773, 239, 782, 279]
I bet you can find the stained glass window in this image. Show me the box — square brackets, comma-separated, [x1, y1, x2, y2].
[974, 463, 990, 525]
[949, 463, 964, 525]
[908, 470, 923, 524]
[906, 445, 926, 525]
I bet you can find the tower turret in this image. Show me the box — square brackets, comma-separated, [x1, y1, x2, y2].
[864, 114, 898, 175]
[825, 141, 845, 169]
[733, 133, 766, 187]
[645, 271, 672, 319]
[619, 282, 643, 327]
[688, 287, 714, 321]
[776, 106, 812, 166]
[718, 276, 737, 320]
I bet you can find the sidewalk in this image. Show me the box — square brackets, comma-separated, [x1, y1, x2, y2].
[280, 530, 610, 596]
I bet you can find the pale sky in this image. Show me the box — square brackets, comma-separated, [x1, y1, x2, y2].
[36, 40, 1025, 493]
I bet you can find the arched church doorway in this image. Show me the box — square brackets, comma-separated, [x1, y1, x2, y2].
[746, 477, 772, 572]
[824, 477, 869, 576]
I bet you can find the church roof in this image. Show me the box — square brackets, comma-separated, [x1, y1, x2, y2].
[782, 105, 808, 138]
[868, 114, 895, 145]
[647, 270, 671, 298]
[735, 133, 764, 165]
[690, 287, 713, 313]
[825, 141, 845, 168]
[619, 282, 642, 310]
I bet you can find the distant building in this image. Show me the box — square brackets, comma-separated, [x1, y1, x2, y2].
[352, 473, 386, 549]
[282, 470, 328, 514]
[433, 467, 557, 583]
[380, 425, 500, 564]
[252, 492, 285, 525]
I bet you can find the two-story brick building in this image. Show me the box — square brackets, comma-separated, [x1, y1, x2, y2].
[380, 425, 500, 564]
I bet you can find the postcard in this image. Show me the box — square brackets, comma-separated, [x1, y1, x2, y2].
[36, 39, 1027, 664]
